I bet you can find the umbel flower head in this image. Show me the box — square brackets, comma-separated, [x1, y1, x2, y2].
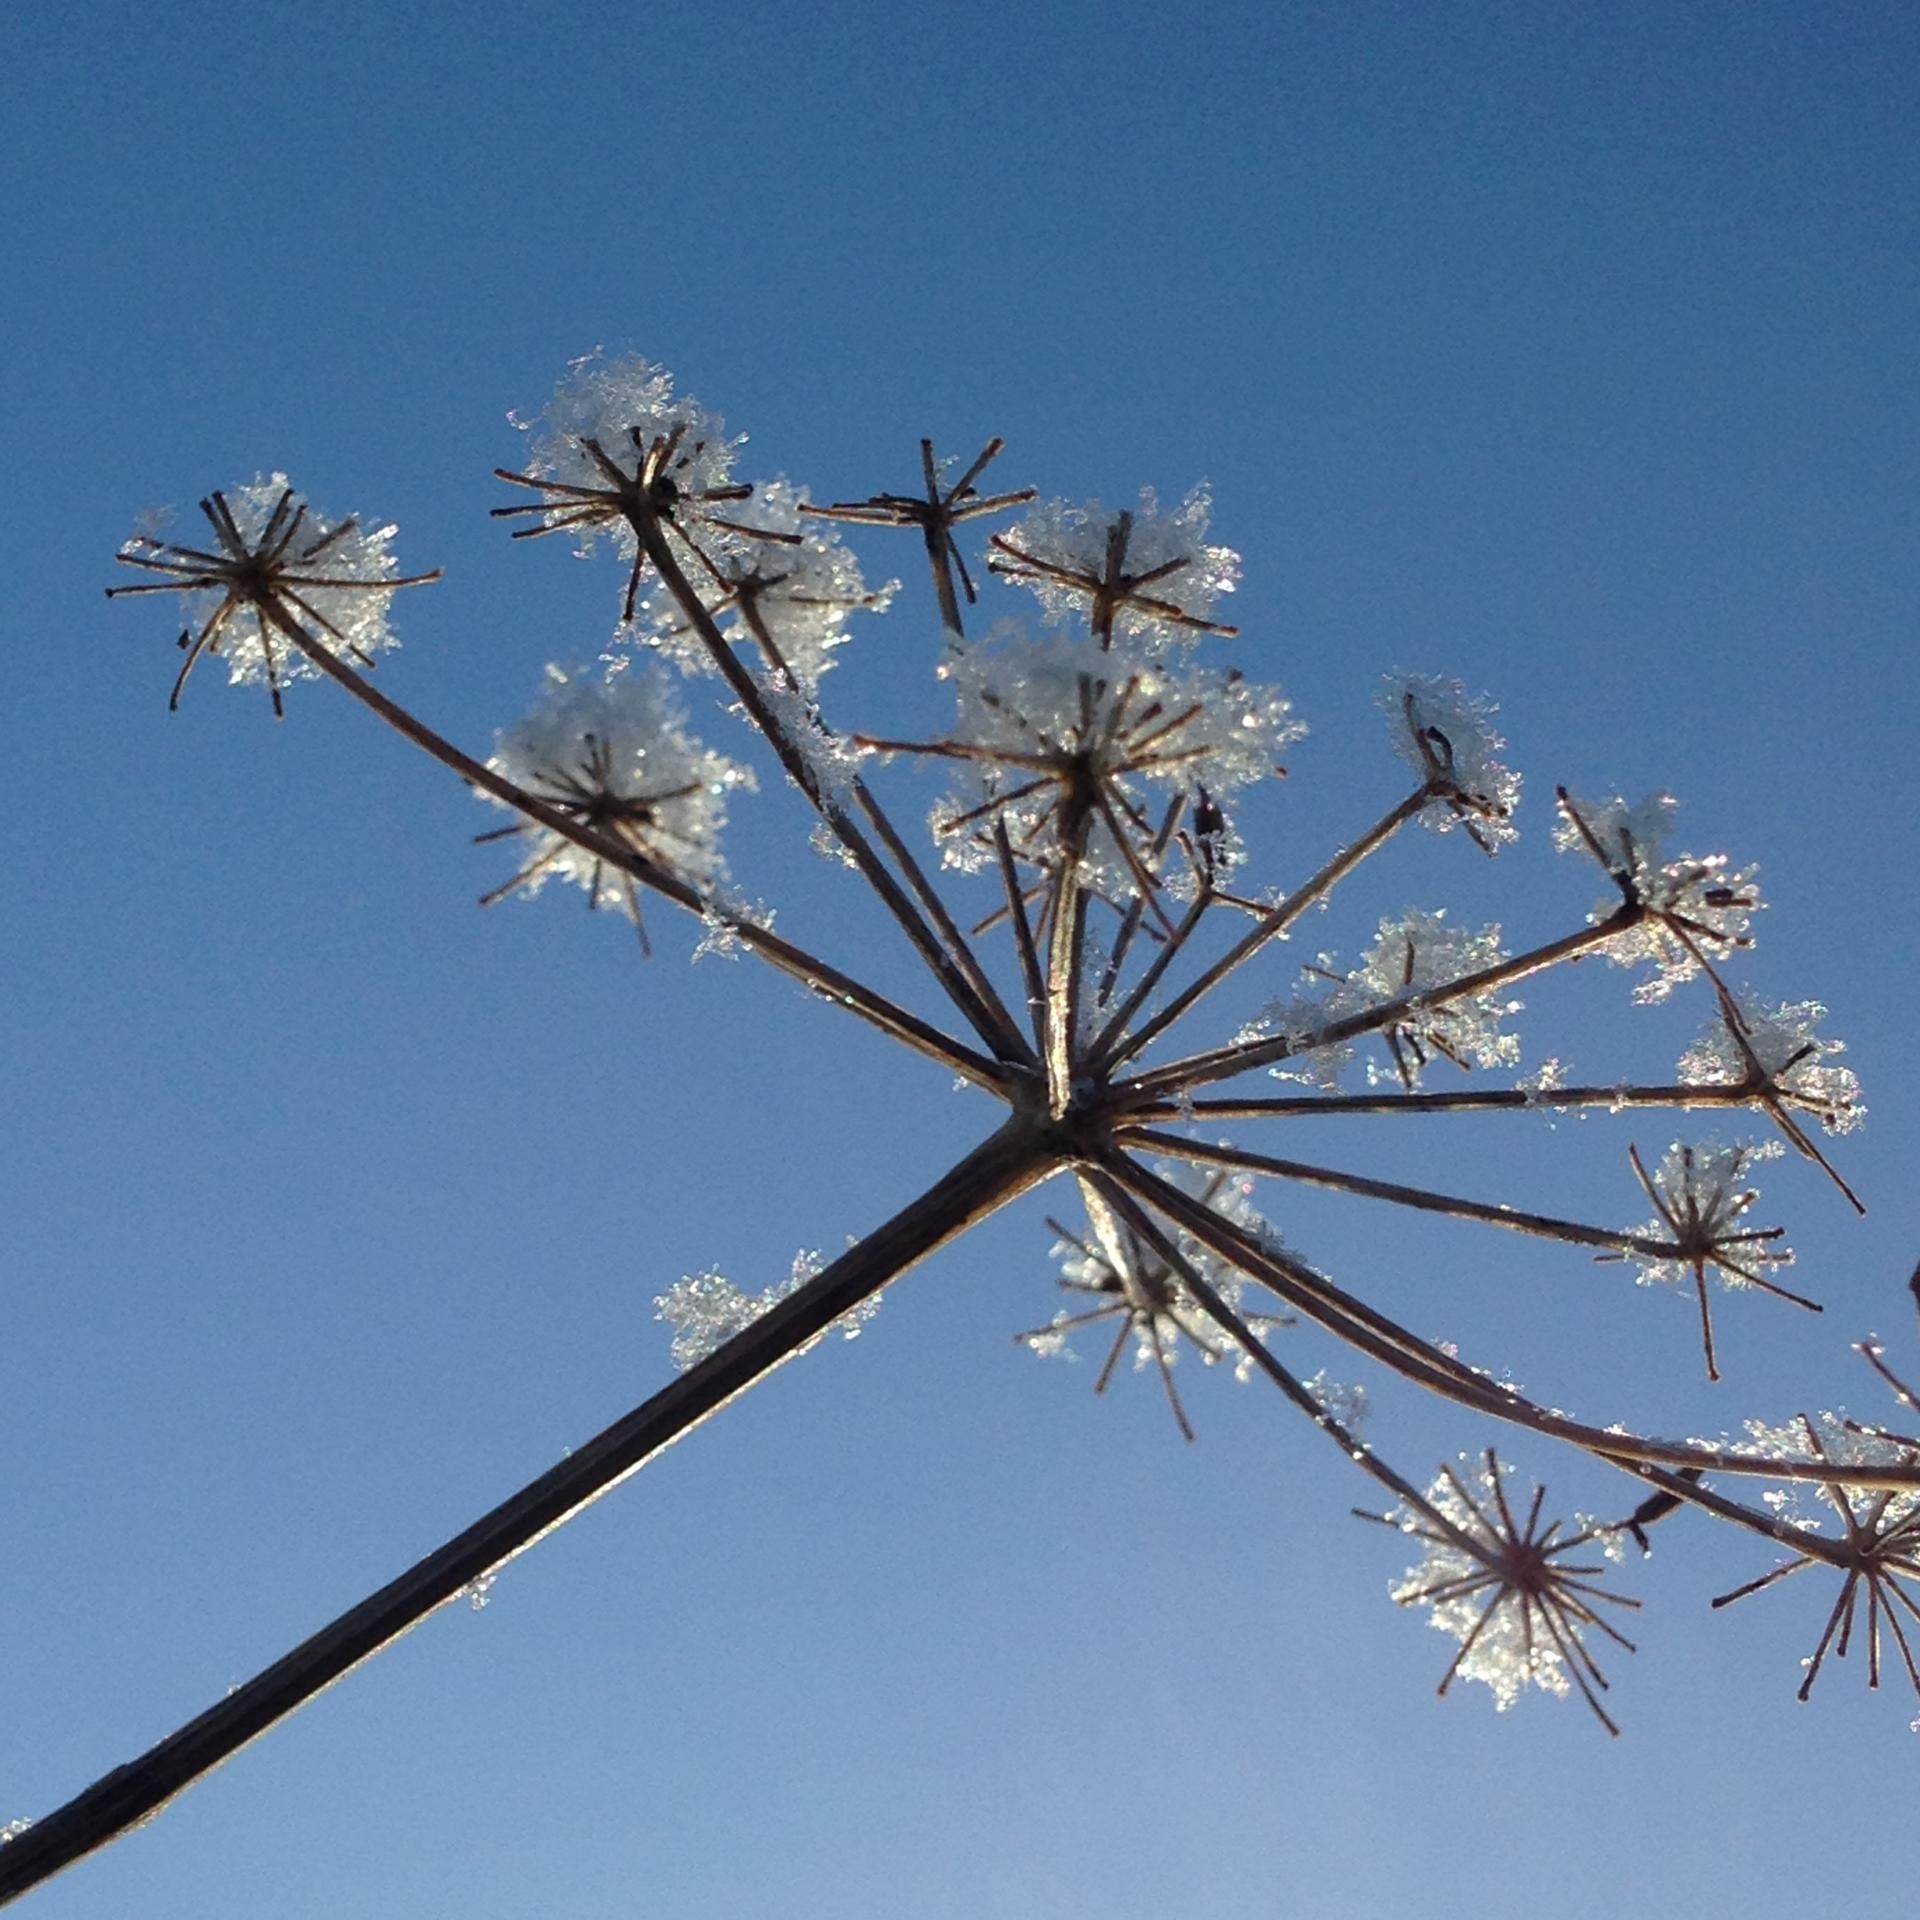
[479, 665, 750, 948]
[988, 486, 1242, 649]
[1018, 1164, 1296, 1439]
[1368, 1451, 1639, 1734]
[1265, 909, 1522, 1091]
[494, 350, 755, 621]
[871, 631, 1300, 911]
[1715, 1353, 1920, 1701]
[1381, 672, 1521, 852]
[632, 477, 897, 695]
[1554, 789, 1762, 1003]
[1608, 1137, 1814, 1383]
[106, 477, 439, 715]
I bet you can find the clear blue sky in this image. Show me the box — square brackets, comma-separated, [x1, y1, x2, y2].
[4, 2, 1918, 1915]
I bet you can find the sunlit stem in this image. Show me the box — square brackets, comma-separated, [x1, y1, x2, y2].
[1045, 785, 1096, 1117]
[1088, 1169, 1456, 1523]
[0, 1115, 1061, 1910]
[1097, 786, 1432, 1075]
[734, 601, 1034, 1069]
[1123, 910, 1641, 1105]
[1109, 1153, 1910, 1511]
[265, 607, 1004, 1092]
[1131, 1082, 1764, 1122]
[994, 820, 1047, 1036]
[1097, 797, 1184, 1005]
[635, 516, 1027, 1065]
[1124, 1128, 1804, 1275]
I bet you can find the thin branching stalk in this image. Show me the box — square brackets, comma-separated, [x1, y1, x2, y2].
[1133, 1083, 1768, 1122]
[1094, 785, 1433, 1074]
[1122, 910, 1641, 1103]
[636, 517, 1029, 1064]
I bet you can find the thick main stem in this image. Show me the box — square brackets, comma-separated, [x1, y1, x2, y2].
[0, 1117, 1058, 1908]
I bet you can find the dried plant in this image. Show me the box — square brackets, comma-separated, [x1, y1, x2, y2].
[5, 346, 1907, 1904]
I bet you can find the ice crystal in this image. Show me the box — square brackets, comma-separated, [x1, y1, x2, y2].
[1382, 674, 1521, 851]
[631, 478, 895, 693]
[512, 350, 742, 539]
[902, 631, 1298, 903]
[1259, 910, 1520, 1090]
[1678, 997, 1864, 1136]
[108, 477, 431, 714]
[1021, 1166, 1296, 1436]
[1381, 1452, 1639, 1731]
[1554, 791, 1762, 1003]
[1718, 1394, 1920, 1699]
[480, 667, 750, 941]
[1608, 1138, 1806, 1381]
[987, 487, 1240, 649]
[655, 1251, 879, 1373]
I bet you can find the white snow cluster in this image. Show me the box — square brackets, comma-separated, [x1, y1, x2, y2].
[630, 478, 895, 693]
[1258, 909, 1521, 1090]
[1624, 1138, 1788, 1291]
[1381, 673, 1521, 850]
[922, 630, 1299, 897]
[484, 666, 751, 901]
[512, 349, 742, 547]
[991, 486, 1240, 648]
[1554, 791, 1762, 1003]
[1677, 998, 1863, 1134]
[119, 475, 407, 692]
[655, 1250, 879, 1373]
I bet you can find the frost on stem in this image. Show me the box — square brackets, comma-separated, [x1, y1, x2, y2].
[629, 477, 897, 695]
[879, 631, 1299, 912]
[655, 1251, 880, 1373]
[1381, 673, 1521, 852]
[1370, 1451, 1638, 1733]
[479, 666, 751, 947]
[988, 487, 1241, 648]
[1716, 1369, 1920, 1701]
[1255, 910, 1522, 1091]
[1554, 790, 1761, 1003]
[1678, 996, 1864, 1136]
[1603, 1138, 1812, 1383]
[1018, 1165, 1297, 1439]
[495, 351, 753, 622]
[106, 477, 437, 716]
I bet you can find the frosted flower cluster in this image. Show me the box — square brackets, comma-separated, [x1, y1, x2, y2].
[989, 487, 1240, 647]
[512, 350, 742, 543]
[1382, 673, 1521, 850]
[1739, 1411, 1920, 1533]
[1623, 1139, 1789, 1294]
[1555, 792, 1762, 1003]
[1385, 1455, 1634, 1725]
[114, 477, 409, 698]
[1260, 910, 1520, 1090]
[920, 631, 1300, 897]
[1027, 1164, 1295, 1388]
[1678, 998, 1864, 1135]
[631, 478, 895, 693]
[655, 1251, 879, 1373]
[482, 667, 750, 924]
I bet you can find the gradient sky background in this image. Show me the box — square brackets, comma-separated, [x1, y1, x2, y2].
[5, 3, 1919, 1916]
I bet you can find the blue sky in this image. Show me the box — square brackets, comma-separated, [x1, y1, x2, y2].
[4, 2, 1919, 1915]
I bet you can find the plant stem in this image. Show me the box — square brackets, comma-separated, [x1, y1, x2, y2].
[1095, 787, 1430, 1074]
[638, 520, 1025, 1063]
[1122, 912, 1638, 1104]
[0, 1116, 1059, 1908]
